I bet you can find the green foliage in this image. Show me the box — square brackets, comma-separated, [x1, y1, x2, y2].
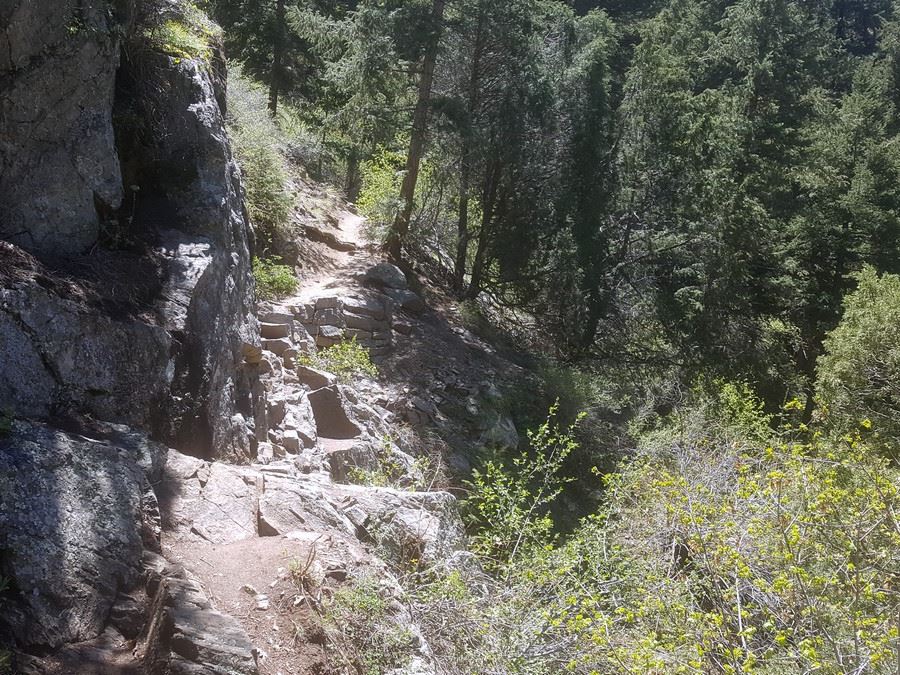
[324, 577, 416, 675]
[465, 403, 583, 572]
[299, 337, 378, 383]
[357, 146, 404, 240]
[209, 0, 900, 416]
[146, 4, 220, 60]
[817, 267, 900, 458]
[556, 393, 900, 674]
[415, 385, 900, 674]
[154, 20, 208, 59]
[226, 70, 295, 250]
[252, 256, 297, 300]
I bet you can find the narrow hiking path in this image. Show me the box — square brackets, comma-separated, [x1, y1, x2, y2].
[153, 179, 530, 674]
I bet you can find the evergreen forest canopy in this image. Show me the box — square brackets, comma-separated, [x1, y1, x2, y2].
[212, 0, 900, 672]
[215, 0, 900, 414]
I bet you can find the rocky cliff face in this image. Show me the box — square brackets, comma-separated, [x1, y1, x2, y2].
[0, 0, 265, 670]
[0, 0, 261, 460]
[0, 0, 130, 255]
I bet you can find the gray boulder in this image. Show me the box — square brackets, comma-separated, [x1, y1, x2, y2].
[363, 263, 408, 290]
[137, 553, 258, 674]
[258, 476, 355, 536]
[333, 486, 464, 564]
[0, 32, 262, 461]
[159, 452, 259, 545]
[386, 288, 426, 314]
[139, 52, 261, 460]
[0, 274, 171, 424]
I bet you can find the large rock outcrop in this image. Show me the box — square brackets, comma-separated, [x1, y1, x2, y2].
[0, 420, 164, 650]
[0, 417, 260, 674]
[0, 260, 172, 425]
[0, 1, 266, 671]
[0, 0, 262, 460]
[0, 0, 132, 255]
[128, 51, 262, 459]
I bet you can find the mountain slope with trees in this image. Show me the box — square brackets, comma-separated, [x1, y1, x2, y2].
[213, 0, 900, 672]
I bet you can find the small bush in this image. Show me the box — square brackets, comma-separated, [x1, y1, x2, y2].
[299, 337, 377, 382]
[357, 146, 404, 242]
[465, 403, 582, 572]
[227, 69, 295, 250]
[153, 20, 207, 58]
[324, 578, 416, 675]
[253, 256, 298, 300]
[145, 4, 220, 60]
[817, 266, 900, 458]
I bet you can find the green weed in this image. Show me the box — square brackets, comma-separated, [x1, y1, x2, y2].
[253, 256, 298, 300]
[299, 337, 377, 382]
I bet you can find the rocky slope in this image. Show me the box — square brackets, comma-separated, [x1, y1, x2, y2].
[0, 2, 526, 673]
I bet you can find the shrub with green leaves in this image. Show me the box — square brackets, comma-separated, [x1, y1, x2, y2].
[145, 4, 221, 60]
[413, 385, 900, 675]
[551, 387, 900, 674]
[465, 403, 582, 572]
[357, 146, 404, 242]
[227, 70, 295, 250]
[817, 266, 900, 458]
[324, 577, 416, 675]
[252, 256, 297, 300]
[299, 337, 377, 383]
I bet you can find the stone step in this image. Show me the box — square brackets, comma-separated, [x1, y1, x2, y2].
[260, 322, 290, 339]
[262, 338, 293, 356]
[343, 295, 389, 320]
[297, 365, 337, 391]
[309, 386, 362, 440]
[259, 310, 293, 325]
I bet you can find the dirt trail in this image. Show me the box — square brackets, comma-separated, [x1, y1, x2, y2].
[157, 179, 530, 675]
[295, 208, 375, 296]
[158, 186, 450, 675]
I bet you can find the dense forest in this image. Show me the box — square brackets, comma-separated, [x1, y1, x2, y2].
[204, 0, 900, 672]
[215, 0, 900, 409]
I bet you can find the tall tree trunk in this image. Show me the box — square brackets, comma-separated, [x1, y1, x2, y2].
[386, 0, 447, 261]
[454, 168, 471, 294]
[345, 148, 361, 202]
[466, 160, 501, 299]
[454, 8, 485, 296]
[268, 0, 286, 115]
[466, 224, 488, 300]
